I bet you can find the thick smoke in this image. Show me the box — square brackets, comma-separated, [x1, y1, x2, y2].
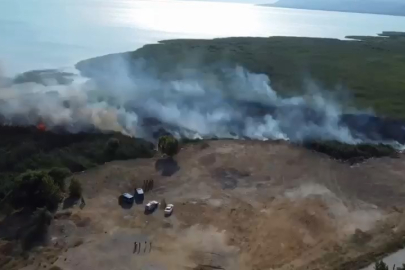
[0, 56, 404, 145]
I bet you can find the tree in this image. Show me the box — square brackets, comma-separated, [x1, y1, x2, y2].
[374, 261, 389, 270]
[69, 178, 82, 198]
[396, 264, 405, 270]
[22, 207, 53, 250]
[158, 135, 179, 157]
[48, 167, 72, 191]
[31, 207, 53, 228]
[105, 138, 120, 155]
[14, 170, 62, 210]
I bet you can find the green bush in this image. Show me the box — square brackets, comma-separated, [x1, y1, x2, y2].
[158, 135, 179, 157]
[374, 261, 389, 270]
[48, 167, 72, 191]
[0, 126, 154, 174]
[397, 264, 405, 270]
[0, 126, 155, 213]
[69, 178, 82, 198]
[31, 207, 53, 228]
[106, 138, 120, 152]
[13, 170, 62, 210]
[22, 207, 53, 250]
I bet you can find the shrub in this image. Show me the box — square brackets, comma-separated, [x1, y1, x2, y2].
[158, 135, 179, 157]
[69, 178, 82, 198]
[0, 126, 155, 213]
[13, 170, 62, 210]
[31, 207, 53, 228]
[106, 138, 120, 152]
[48, 167, 72, 191]
[22, 207, 53, 250]
[396, 264, 405, 270]
[374, 260, 388, 270]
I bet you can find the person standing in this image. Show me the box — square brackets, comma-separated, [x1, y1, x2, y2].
[133, 242, 137, 254]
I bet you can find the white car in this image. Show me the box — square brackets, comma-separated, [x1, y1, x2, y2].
[145, 200, 159, 212]
[164, 204, 174, 216]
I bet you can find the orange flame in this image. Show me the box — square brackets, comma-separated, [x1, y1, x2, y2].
[37, 123, 46, 131]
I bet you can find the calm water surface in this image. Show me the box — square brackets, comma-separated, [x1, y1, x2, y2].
[1, 0, 405, 75]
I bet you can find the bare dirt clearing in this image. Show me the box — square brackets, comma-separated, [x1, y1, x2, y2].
[6, 140, 405, 270]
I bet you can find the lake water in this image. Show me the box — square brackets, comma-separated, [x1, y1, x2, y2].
[1, 0, 405, 75]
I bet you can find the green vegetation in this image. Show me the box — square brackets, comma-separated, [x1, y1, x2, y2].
[158, 135, 179, 157]
[47, 167, 72, 192]
[373, 260, 405, 270]
[69, 178, 82, 198]
[0, 125, 154, 212]
[77, 32, 405, 118]
[374, 260, 389, 270]
[22, 207, 53, 250]
[12, 170, 62, 211]
[13, 69, 74, 86]
[305, 140, 398, 162]
[105, 138, 120, 155]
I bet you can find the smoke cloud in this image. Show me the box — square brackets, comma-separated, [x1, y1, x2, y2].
[0, 55, 404, 145]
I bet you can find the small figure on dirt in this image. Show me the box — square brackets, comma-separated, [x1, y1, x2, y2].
[160, 198, 167, 210]
[80, 197, 86, 209]
[144, 241, 147, 253]
[133, 242, 137, 254]
[143, 179, 154, 192]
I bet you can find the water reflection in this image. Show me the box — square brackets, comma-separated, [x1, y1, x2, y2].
[1, 0, 405, 74]
[113, 1, 264, 37]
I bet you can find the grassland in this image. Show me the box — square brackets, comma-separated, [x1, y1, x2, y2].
[78, 32, 405, 118]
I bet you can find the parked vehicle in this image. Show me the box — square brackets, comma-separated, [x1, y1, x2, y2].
[164, 204, 174, 216]
[145, 200, 159, 212]
[122, 193, 134, 204]
[135, 188, 144, 204]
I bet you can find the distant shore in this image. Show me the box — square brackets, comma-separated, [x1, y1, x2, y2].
[260, 3, 405, 17]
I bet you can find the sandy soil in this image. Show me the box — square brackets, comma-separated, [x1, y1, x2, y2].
[4, 140, 405, 270]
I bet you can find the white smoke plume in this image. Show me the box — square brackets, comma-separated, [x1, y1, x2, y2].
[0, 55, 402, 144]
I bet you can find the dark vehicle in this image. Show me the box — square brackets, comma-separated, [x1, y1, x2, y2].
[121, 193, 134, 204]
[135, 188, 144, 204]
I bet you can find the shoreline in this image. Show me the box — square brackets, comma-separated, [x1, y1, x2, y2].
[259, 4, 405, 18]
